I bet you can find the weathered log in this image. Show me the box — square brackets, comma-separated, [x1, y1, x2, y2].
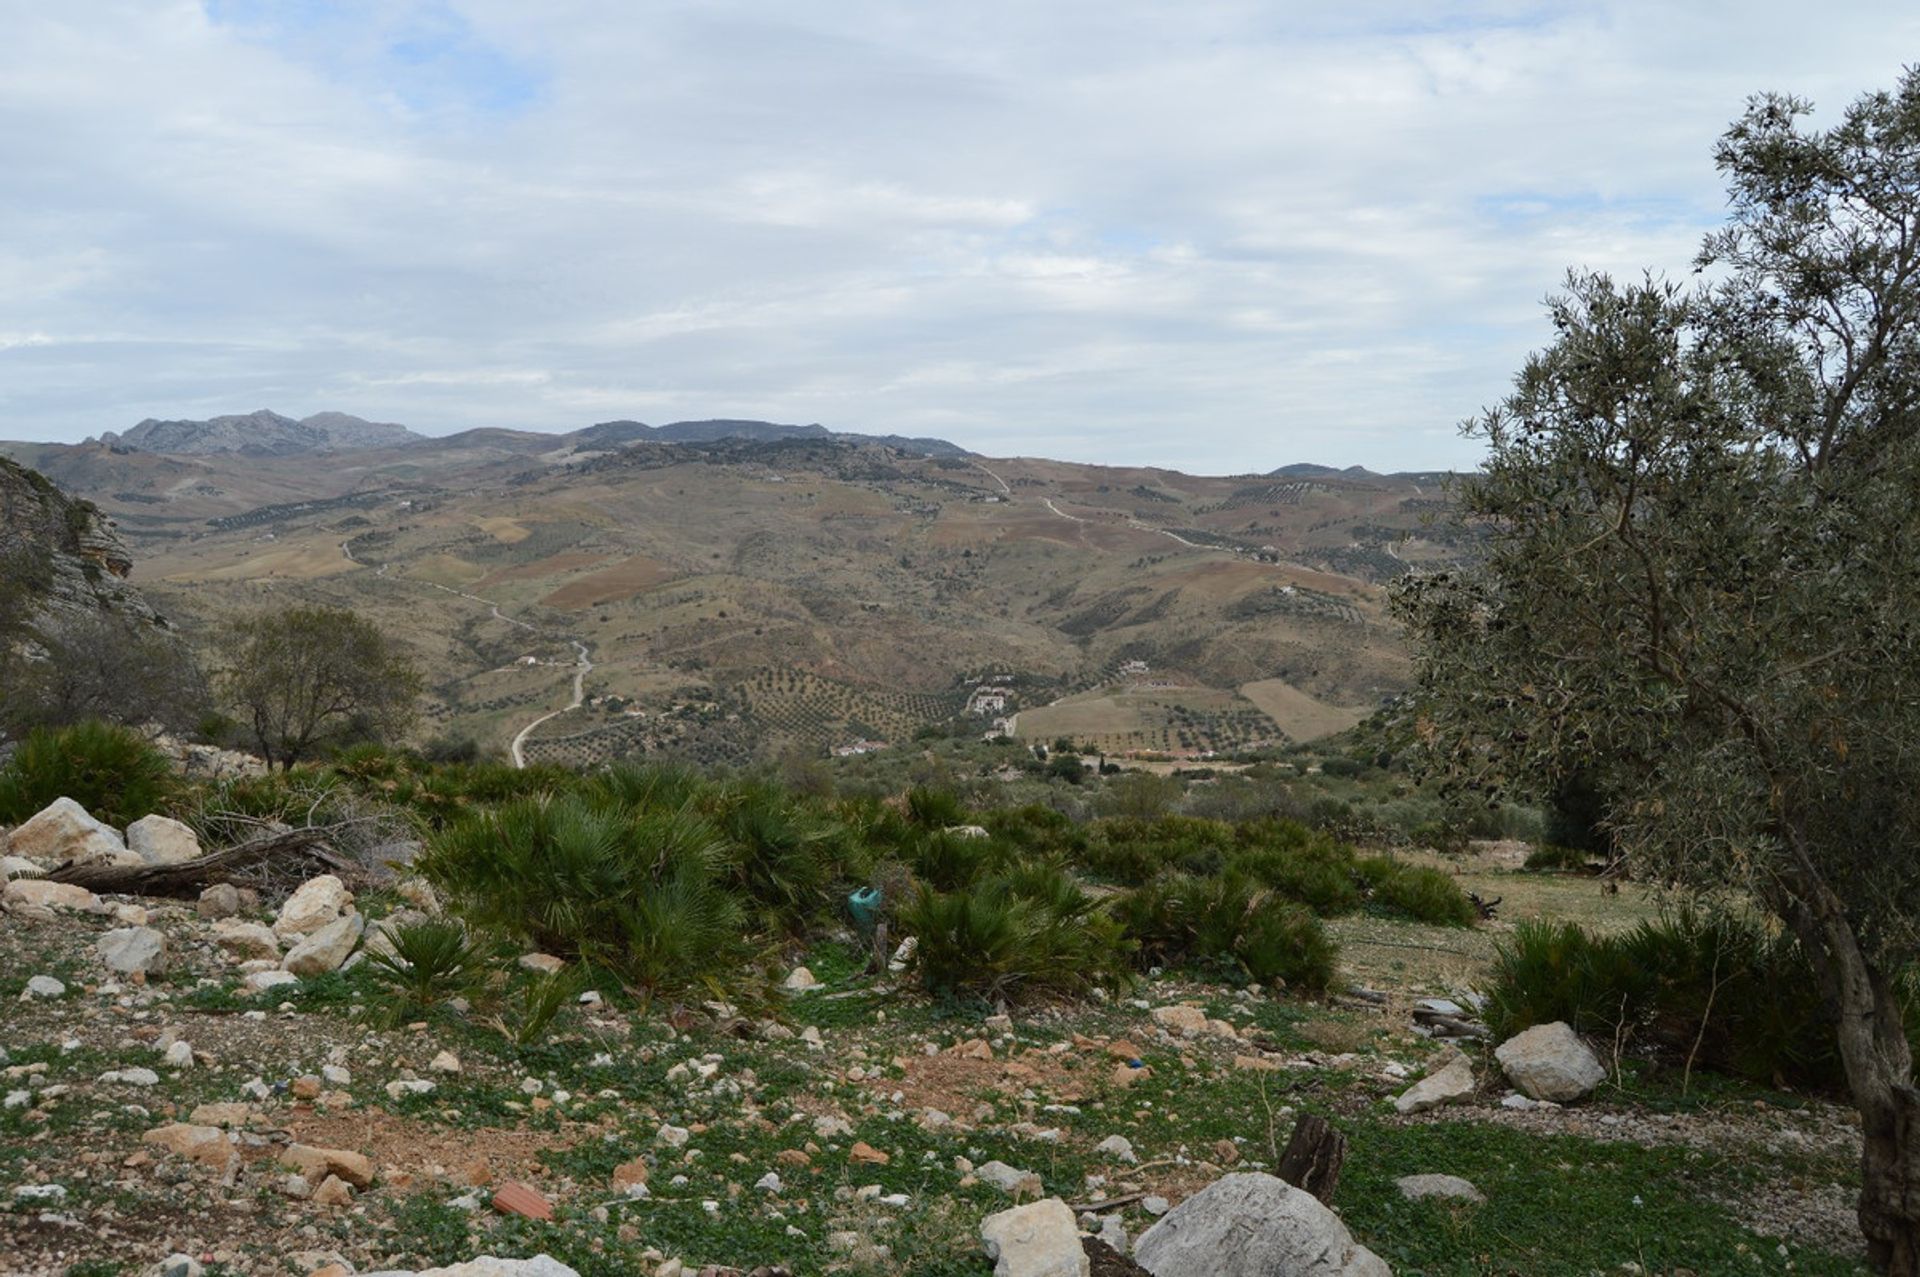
[44, 827, 347, 898]
[1411, 1008, 1490, 1038]
[1275, 1112, 1346, 1204]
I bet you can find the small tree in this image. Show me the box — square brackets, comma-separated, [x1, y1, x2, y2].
[1393, 75, 1920, 1269]
[221, 605, 422, 770]
[3, 613, 206, 734]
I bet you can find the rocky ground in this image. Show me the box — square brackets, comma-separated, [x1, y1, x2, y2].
[0, 821, 1877, 1277]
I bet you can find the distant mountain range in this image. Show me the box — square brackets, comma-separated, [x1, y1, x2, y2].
[81, 411, 972, 462]
[570, 419, 971, 459]
[98, 410, 419, 457]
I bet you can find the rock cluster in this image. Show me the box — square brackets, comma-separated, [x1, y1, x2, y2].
[2, 796, 206, 870]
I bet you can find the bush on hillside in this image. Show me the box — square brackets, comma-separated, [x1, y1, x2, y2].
[1356, 856, 1477, 927]
[0, 720, 175, 828]
[705, 779, 869, 932]
[1079, 815, 1237, 885]
[1113, 871, 1337, 992]
[1483, 913, 1920, 1090]
[365, 917, 491, 1023]
[418, 793, 752, 1002]
[1523, 843, 1595, 872]
[903, 862, 1132, 1005]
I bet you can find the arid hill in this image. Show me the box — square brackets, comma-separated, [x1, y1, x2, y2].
[1, 422, 1468, 762]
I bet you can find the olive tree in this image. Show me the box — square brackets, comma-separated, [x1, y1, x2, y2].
[221, 605, 422, 770]
[1393, 76, 1920, 1269]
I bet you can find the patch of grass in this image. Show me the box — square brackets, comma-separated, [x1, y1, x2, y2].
[1338, 1116, 1862, 1275]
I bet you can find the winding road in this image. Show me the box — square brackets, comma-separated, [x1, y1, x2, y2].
[509, 640, 594, 768]
[341, 538, 591, 768]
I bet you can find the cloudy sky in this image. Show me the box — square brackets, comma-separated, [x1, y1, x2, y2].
[1, 2, 1914, 472]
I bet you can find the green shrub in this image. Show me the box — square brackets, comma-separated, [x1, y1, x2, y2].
[907, 828, 1013, 892]
[417, 793, 752, 1003]
[1080, 815, 1236, 885]
[365, 917, 491, 1022]
[1481, 912, 1916, 1090]
[1113, 871, 1336, 992]
[902, 864, 1131, 1005]
[904, 786, 968, 828]
[1523, 843, 1595, 872]
[1355, 856, 1477, 926]
[706, 779, 865, 932]
[495, 967, 577, 1047]
[1408, 818, 1471, 856]
[1235, 902, 1339, 990]
[0, 720, 175, 827]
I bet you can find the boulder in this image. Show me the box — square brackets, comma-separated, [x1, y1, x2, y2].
[1150, 1005, 1209, 1036]
[212, 919, 282, 961]
[1132, 1173, 1390, 1277]
[311, 1174, 355, 1207]
[24, 974, 67, 999]
[357, 1258, 580, 1277]
[1392, 1053, 1475, 1115]
[1494, 1022, 1606, 1103]
[783, 965, 819, 992]
[977, 1160, 1042, 1195]
[4, 797, 131, 866]
[273, 874, 353, 940]
[142, 1122, 236, 1171]
[980, 1198, 1089, 1277]
[98, 926, 167, 976]
[1394, 1173, 1485, 1204]
[244, 969, 300, 995]
[2, 854, 42, 878]
[4, 878, 101, 912]
[196, 883, 243, 919]
[126, 814, 202, 865]
[283, 912, 365, 976]
[281, 1143, 376, 1188]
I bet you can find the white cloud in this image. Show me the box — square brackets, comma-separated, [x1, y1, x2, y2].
[0, 1, 1915, 471]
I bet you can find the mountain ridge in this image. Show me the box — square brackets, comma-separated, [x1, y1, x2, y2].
[98, 410, 421, 457]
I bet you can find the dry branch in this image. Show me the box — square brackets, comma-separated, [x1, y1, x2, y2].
[44, 827, 349, 898]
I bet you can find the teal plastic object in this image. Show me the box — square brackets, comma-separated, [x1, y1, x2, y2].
[848, 887, 883, 932]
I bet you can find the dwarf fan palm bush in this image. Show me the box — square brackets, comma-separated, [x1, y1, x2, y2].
[0, 720, 176, 828]
[364, 917, 490, 1023]
[418, 793, 752, 1002]
[903, 864, 1132, 1006]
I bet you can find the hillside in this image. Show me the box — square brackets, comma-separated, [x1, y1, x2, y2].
[0, 425, 1470, 763]
[0, 455, 164, 636]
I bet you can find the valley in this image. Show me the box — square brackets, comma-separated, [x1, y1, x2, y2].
[3, 420, 1461, 765]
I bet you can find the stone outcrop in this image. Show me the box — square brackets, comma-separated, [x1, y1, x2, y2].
[274, 875, 353, 940]
[0, 456, 160, 633]
[1132, 1173, 1390, 1276]
[126, 814, 201, 865]
[283, 912, 365, 976]
[980, 1198, 1089, 1277]
[1494, 1022, 1606, 1103]
[1393, 1052, 1475, 1115]
[5, 798, 130, 867]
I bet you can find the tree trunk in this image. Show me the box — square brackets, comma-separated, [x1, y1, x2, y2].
[1786, 881, 1920, 1273]
[1275, 1113, 1346, 1204]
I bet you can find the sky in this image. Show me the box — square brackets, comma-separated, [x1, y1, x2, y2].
[0, 2, 1914, 473]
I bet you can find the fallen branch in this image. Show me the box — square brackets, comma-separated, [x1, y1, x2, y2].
[1066, 1191, 1149, 1213]
[45, 827, 348, 899]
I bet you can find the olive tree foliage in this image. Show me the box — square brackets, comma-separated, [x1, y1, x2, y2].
[1392, 76, 1920, 1270]
[2, 613, 207, 735]
[220, 605, 423, 770]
